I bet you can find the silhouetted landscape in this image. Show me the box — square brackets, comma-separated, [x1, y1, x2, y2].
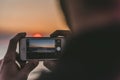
[28, 47, 55, 53]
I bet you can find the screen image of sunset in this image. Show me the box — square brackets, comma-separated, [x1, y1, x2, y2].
[0, 0, 69, 80]
[29, 39, 55, 48]
[29, 39, 55, 53]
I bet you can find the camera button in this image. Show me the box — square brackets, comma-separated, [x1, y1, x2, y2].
[56, 47, 61, 51]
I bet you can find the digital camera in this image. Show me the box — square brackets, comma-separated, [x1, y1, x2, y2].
[19, 37, 65, 60]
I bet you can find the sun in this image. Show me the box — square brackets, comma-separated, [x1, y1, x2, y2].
[33, 33, 42, 37]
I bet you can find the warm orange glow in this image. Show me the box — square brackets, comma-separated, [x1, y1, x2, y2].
[33, 33, 43, 37]
[0, 0, 69, 35]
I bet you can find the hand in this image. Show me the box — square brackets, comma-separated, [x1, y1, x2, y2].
[43, 60, 58, 71]
[0, 33, 39, 80]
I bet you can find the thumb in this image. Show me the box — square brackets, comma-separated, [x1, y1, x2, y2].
[16, 60, 39, 80]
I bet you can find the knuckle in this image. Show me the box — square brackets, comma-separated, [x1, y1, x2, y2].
[3, 56, 13, 64]
[9, 38, 17, 46]
[10, 38, 16, 43]
[27, 63, 37, 69]
[29, 63, 37, 67]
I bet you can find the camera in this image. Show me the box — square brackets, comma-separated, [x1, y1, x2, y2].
[19, 30, 71, 61]
[19, 37, 65, 60]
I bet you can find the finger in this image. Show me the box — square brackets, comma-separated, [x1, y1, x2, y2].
[17, 60, 39, 79]
[16, 52, 26, 68]
[0, 59, 3, 66]
[50, 30, 71, 38]
[4, 32, 26, 62]
[43, 60, 58, 71]
[0, 59, 3, 64]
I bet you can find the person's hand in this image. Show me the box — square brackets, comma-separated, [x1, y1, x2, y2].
[0, 33, 39, 80]
[44, 30, 71, 71]
[43, 60, 58, 71]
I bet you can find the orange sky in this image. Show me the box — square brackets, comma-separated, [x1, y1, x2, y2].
[0, 0, 69, 36]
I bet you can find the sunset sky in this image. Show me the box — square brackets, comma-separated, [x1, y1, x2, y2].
[0, 0, 69, 58]
[0, 0, 69, 35]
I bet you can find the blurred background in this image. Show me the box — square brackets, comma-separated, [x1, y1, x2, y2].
[0, 0, 69, 80]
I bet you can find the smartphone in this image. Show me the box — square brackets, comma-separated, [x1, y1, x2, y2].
[19, 37, 65, 60]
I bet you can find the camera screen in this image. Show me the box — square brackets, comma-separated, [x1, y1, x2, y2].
[27, 39, 55, 53]
[25, 38, 62, 59]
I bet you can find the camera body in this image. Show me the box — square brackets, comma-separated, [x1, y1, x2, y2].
[19, 37, 65, 60]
